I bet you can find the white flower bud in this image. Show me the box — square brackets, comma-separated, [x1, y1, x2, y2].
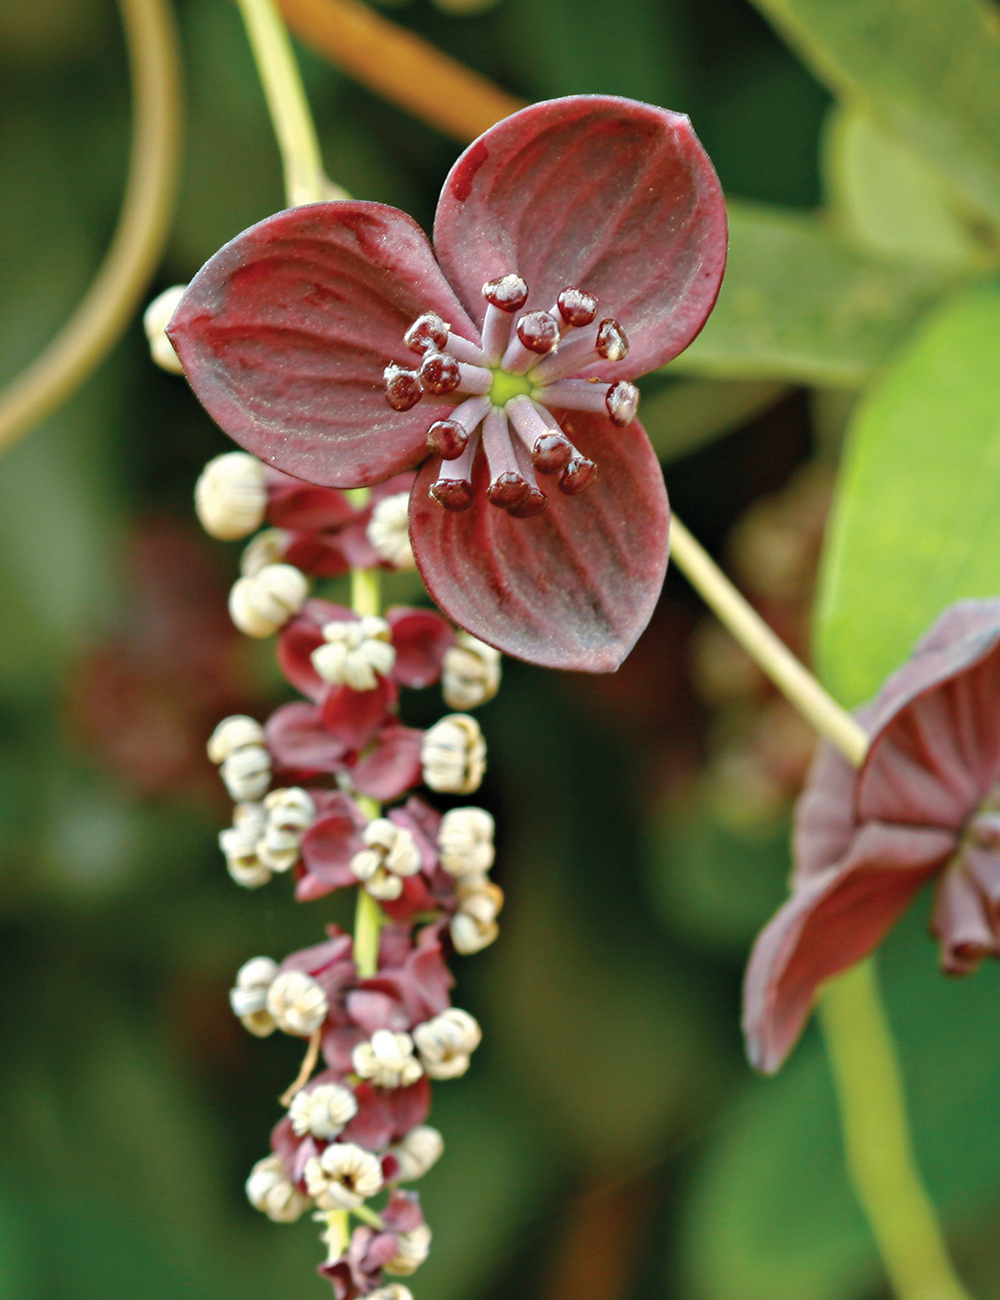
[289, 1082, 358, 1139]
[352, 1029, 423, 1089]
[220, 803, 271, 888]
[310, 616, 396, 691]
[229, 564, 308, 637]
[437, 807, 495, 876]
[442, 633, 501, 710]
[304, 1142, 383, 1211]
[413, 1008, 481, 1080]
[350, 819, 421, 900]
[230, 955, 280, 1037]
[194, 451, 268, 540]
[369, 1287, 414, 1300]
[450, 875, 504, 955]
[219, 744, 272, 801]
[385, 1224, 432, 1276]
[366, 492, 416, 570]
[421, 714, 486, 794]
[143, 284, 186, 374]
[257, 787, 316, 872]
[389, 1125, 444, 1182]
[207, 715, 266, 764]
[240, 527, 289, 576]
[266, 969, 329, 1036]
[246, 1153, 311, 1222]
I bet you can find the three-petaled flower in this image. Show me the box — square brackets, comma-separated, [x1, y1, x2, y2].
[744, 598, 1000, 1073]
[168, 95, 726, 671]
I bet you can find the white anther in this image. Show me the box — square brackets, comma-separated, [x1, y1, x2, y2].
[194, 451, 268, 540]
[367, 492, 416, 570]
[412, 1008, 481, 1080]
[389, 1125, 444, 1182]
[422, 714, 486, 794]
[266, 969, 329, 1036]
[304, 1142, 383, 1211]
[369, 1287, 414, 1300]
[352, 1029, 424, 1089]
[311, 616, 396, 691]
[230, 956, 280, 1036]
[350, 819, 421, 901]
[385, 1224, 432, 1276]
[143, 285, 186, 374]
[437, 807, 495, 876]
[289, 1082, 359, 1139]
[442, 632, 502, 710]
[240, 528, 289, 576]
[256, 787, 315, 872]
[207, 715, 266, 764]
[220, 802, 271, 888]
[229, 564, 308, 638]
[219, 744, 272, 802]
[246, 1153, 311, 1222]
[450, 875, 504, 955]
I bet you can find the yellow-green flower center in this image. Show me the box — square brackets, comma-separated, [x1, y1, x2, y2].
[487, 368, 534, 407]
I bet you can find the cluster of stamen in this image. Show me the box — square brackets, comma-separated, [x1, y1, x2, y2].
[382, 272, 639, 517]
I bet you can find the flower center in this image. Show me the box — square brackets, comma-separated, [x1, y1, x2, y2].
[383, 275, 640, 518]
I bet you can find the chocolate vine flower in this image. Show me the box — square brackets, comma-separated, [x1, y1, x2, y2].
[744, 599, 1000, 1074]
[168, 95, 726, 671]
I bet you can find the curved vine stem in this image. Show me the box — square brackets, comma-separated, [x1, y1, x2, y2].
[0, 0, 182, 457]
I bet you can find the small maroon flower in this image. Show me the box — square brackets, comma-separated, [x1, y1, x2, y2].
[167, 95, 727, 671]
[744, 598, 1000, 1073]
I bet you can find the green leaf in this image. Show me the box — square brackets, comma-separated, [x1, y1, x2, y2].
[671, 202, 937, 387]
[815, 283, 1000, 707]
[748, 0, 1000, 233]
[822, 103, 986, 271]
[678, 899, 1000, 1300]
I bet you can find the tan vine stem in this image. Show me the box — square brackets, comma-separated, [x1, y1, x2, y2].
[279, 1026, 323, 1105]
[0, 0, 181, 458]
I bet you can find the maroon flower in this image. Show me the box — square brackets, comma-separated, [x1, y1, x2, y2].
[167, 95, 727, 671]
[744, 598, 1000, 1073]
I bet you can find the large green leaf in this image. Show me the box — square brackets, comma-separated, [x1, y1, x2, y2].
[671, 202, 938, 387]
[815, 284, 1000, 707]
[678, 899, 1000, 1300]
[748, 0, 1000, 232]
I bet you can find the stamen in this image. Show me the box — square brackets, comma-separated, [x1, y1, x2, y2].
[404, 313, 449, 355]
[507, 437, 549, 518]
[515, 311, 560, 355]
[606, 380, 640, 426]
[481, 304, 512, 366]
[482, 274, 528, 312]
[532, 378, 640, 428]
[419, 351, 461, 395]
[426, 420, 469, 459]
[595, 318, 629, 362]
[384, 364, 422, 412]
[430, 432, 479, 512]
[481, 407, 530, 510]
[455, 362, 494, 396]
[445, 333, 489, 367]
[560, 456, 598, 495]
[555, 287, 598, 328]
[505, 394, 573, 475]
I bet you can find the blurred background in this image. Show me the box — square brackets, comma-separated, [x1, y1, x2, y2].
[2, 0, 1000, 1297]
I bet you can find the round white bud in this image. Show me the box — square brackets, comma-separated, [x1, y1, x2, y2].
[421, 714, 486, 794]
[143, 285, 186, 374]
[266, 969, 329, 1036]
[366, 492, 415, 570]
[230, 955, 280, 1036]
[257, 787, 316, 872]
[350, 819, 421, 900]
[389, 1125, 444, 1182]
[219, 744, 272, 801]
[240, 527, 289, 576]
[450, 875, 504, 954]
[413, 1008, 481, 1080]
[437, 807, 495, 876]
[442, 632, 501, 710]
[289, 1082, 359, 1139]
[194, 451, 268, 540]
[220, 803, 271, 889]
[229, 564, 308, 637]
[207, 715, 266, 764]
[311, 616, 396, 691]
[304, 1142, 383, 1211]
[352, 1029, 423, 1089]
[385, 1224, 432, 1276]
[246, 1153, 311, 1222]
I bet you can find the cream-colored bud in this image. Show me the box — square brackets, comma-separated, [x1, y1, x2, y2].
[143, 285, 186, 374]
[413, 1008, 481, 1080]
[442, 632, 501, 710]
[421, 715, 486, 794]
[350, 819, 421, 900]
[289, 1082, 358, 1139]
[366, 492, 416, 570]
[311, 616, 396, 691]
[229, 564, 308, 637]
[437, 807, 495, 876]
[450, 875, 503, 954]
[230, 955, 280, 1036]
[240, 528, 289, 577]
[304, 1142, 383, 1211]
[389, 1125, 444, 1182]
[194, 451, 268, 540]
[207, 715, 266, 764]
[385, 1224, 432, 1277]
[266, 969, 329, 1036]
[220, 805, 271, 889]
[369, 1287, 414, 1300]
[257, 787, 315, 872]
[219, 744, 272, 801]
[246, 1153, 311, 1222]
[352, 1029, 423, 1089]
[450, 912, 499, 955]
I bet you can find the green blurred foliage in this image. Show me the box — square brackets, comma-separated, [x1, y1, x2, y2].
[3, 0, 1000, 1298]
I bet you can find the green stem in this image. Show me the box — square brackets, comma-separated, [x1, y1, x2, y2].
[236, 0, 331, 206]
[819, 961, 972, 1300]
[353, 861, 385, 978]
